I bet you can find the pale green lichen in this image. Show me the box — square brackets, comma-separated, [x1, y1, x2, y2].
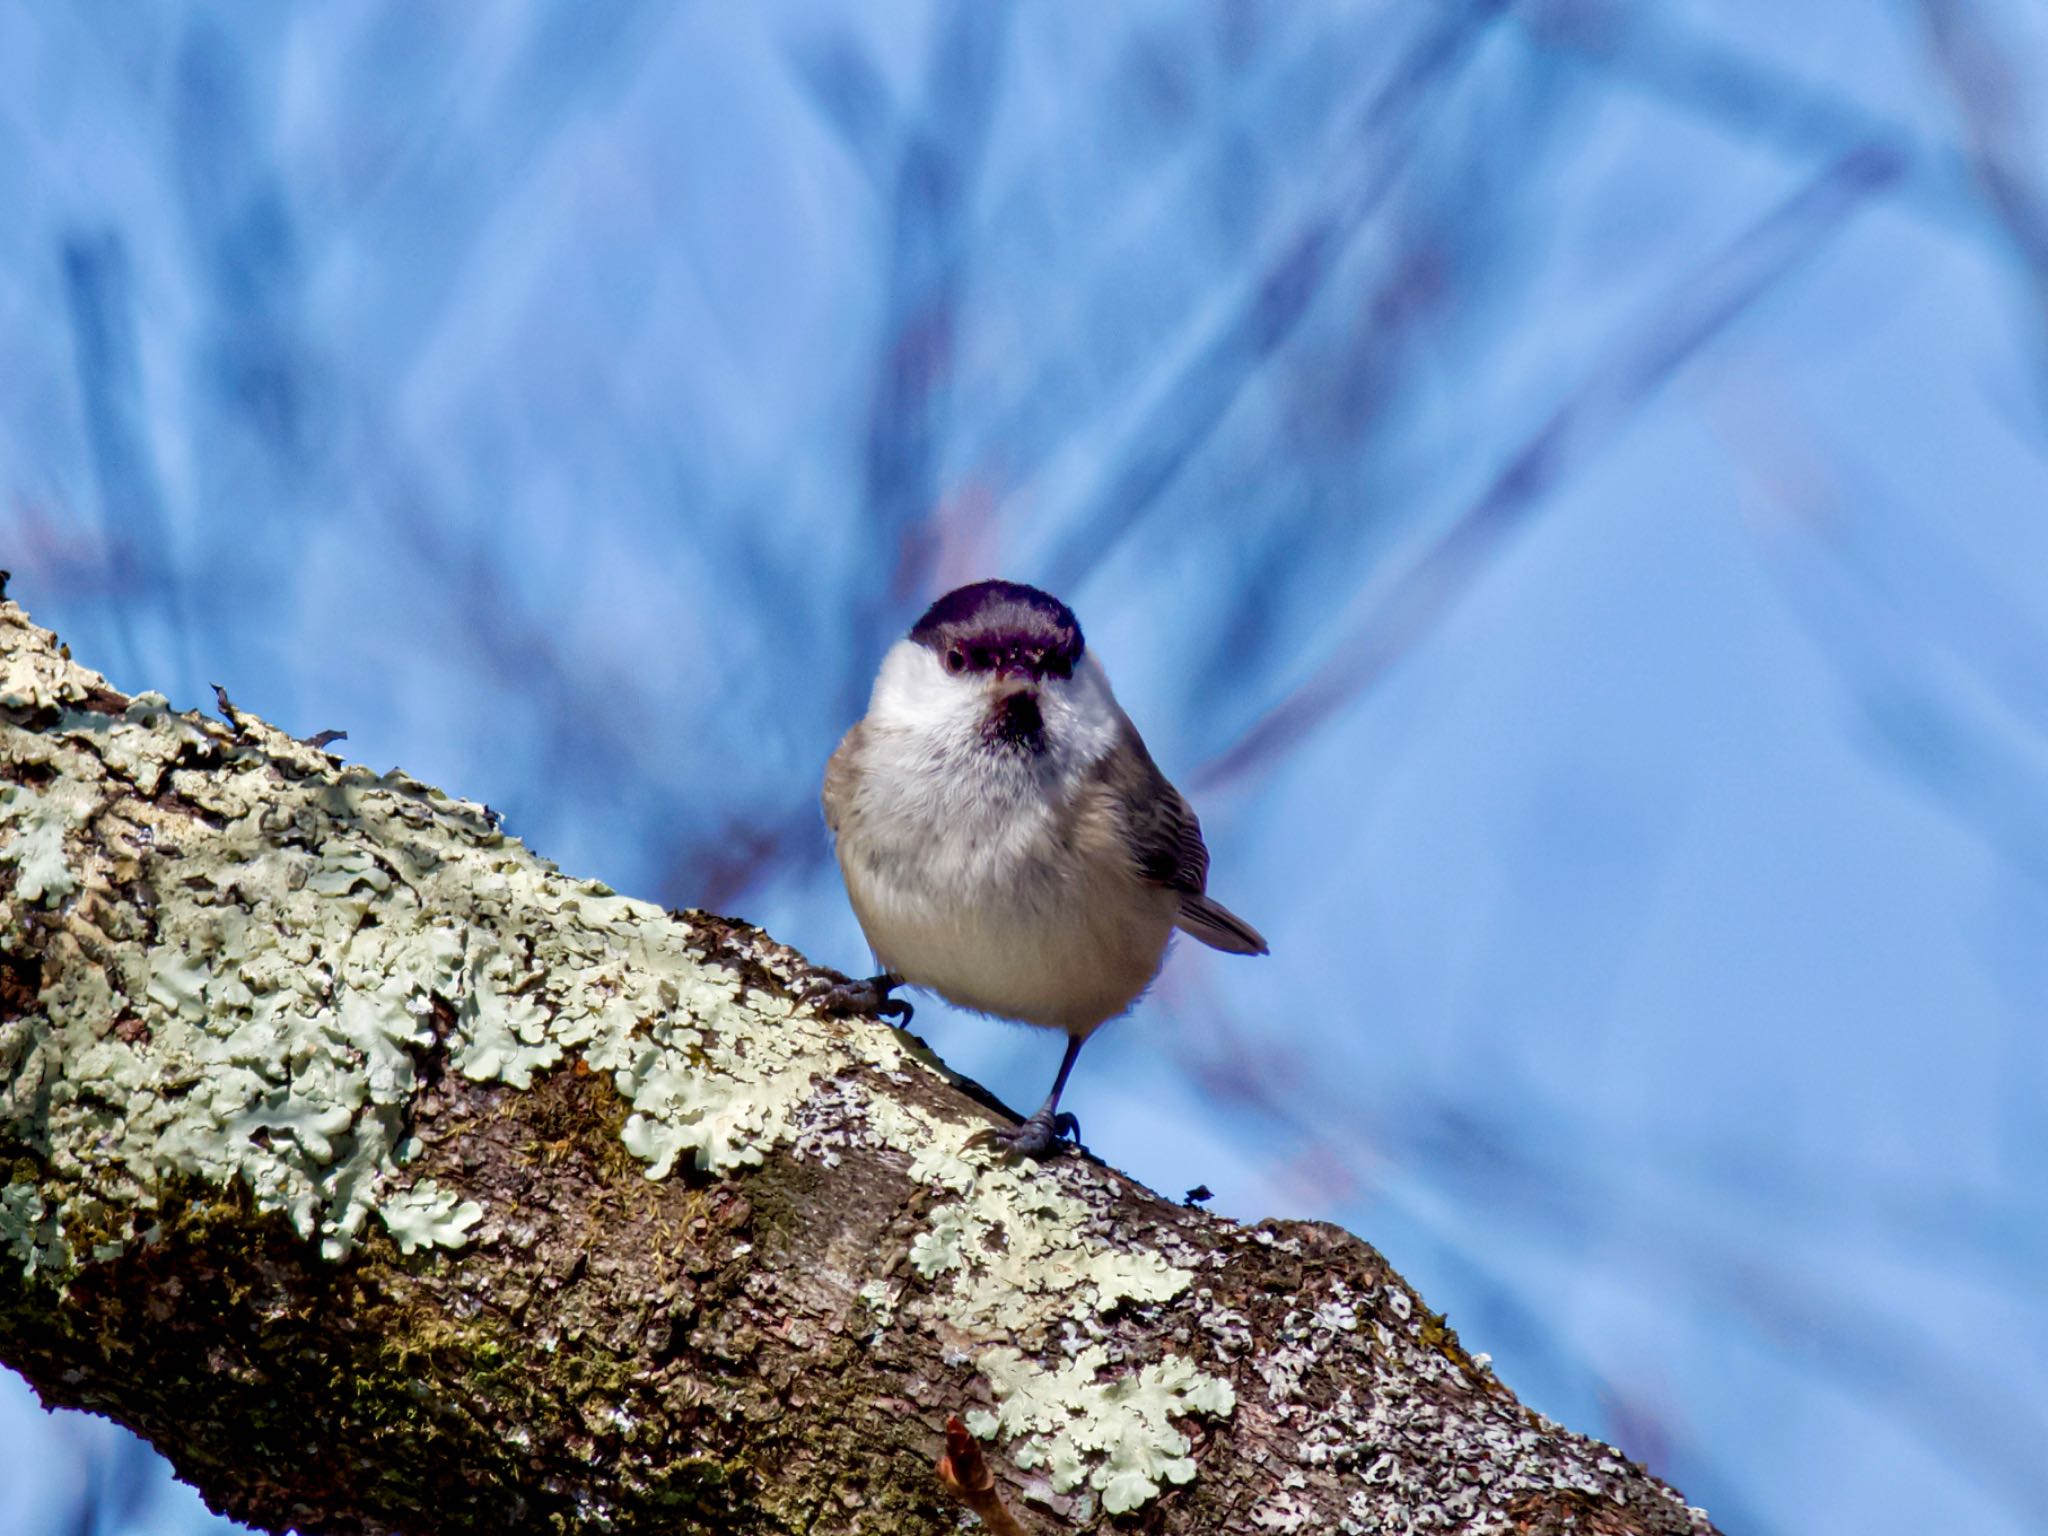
[379, 1179, 485, 1255]
[884, 1132, 1196, 1326]
[847, 1088, 1240, 1510]
[854, 1278, 898, 1342]
[609, 1002, 823, 1178]
[0, 642, 861, 1259]
[0, 780, 89, 904]
[907, 1197, 976, 1280]
[0, 1180, 70, 1276]
[968, 1345, 1237, 1514]
[451, 940, 561, 1090]
[57, 695, 207, 796]
[0, 632, 102, 710]
[0, 605, 1237, 1514]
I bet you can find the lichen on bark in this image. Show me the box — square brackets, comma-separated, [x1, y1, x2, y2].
[0, 601, 1721, 1535]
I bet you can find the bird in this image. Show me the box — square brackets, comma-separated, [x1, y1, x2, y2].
[818, 579, 1266, 1157]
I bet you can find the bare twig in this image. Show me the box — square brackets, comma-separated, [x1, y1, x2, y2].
[936, 1416, 1029, 1536]
[1523, 0, 1979, 233]
[1917, 0, 2048, 404]
[209, 682, 247, 736]
[1038, 0, 1516, 595]
[1194, 143, 1901, 794]
[62, 232, 191, 692]
[848, 6, 1012, 713]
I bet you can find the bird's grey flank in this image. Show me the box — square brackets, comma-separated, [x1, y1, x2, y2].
[821, 579, 1267, 1157]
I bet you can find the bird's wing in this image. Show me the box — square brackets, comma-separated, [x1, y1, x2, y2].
[822, 722, 864, 835]
[1096, 720, 1268, 956]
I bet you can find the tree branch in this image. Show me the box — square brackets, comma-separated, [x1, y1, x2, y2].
[0, 599, 1718, 1535]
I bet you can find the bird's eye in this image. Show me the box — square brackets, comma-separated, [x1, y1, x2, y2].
[945, 647, 967, 675]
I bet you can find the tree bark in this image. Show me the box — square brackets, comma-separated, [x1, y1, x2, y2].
[0, 597, 1719, 1536]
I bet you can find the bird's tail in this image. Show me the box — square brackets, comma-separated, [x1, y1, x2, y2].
[1176, 894, 1268, 955]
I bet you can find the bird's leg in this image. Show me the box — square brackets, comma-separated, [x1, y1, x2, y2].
[972, 1034, 1085, 1159]
[808, 970, 913, 1024]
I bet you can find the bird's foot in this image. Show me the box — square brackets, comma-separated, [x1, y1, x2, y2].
[807, 971, 913, 1024]
[969, 1106, 1081, 1160]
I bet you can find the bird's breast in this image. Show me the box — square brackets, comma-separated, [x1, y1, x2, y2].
[834, 750, 1175, 1033]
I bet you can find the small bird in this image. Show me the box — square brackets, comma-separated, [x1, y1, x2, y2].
[820, 580, 1267, 1157]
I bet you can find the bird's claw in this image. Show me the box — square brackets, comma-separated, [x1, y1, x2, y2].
[807, 972, 913, 1024]
[968, 1108, 1081, 1160]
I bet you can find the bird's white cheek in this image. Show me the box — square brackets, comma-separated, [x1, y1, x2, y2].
[867, 641, 985, 740]
[1039, 669, 1123, 771]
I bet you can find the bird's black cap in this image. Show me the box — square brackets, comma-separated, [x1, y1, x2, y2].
[908, 580, 1084, 677]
